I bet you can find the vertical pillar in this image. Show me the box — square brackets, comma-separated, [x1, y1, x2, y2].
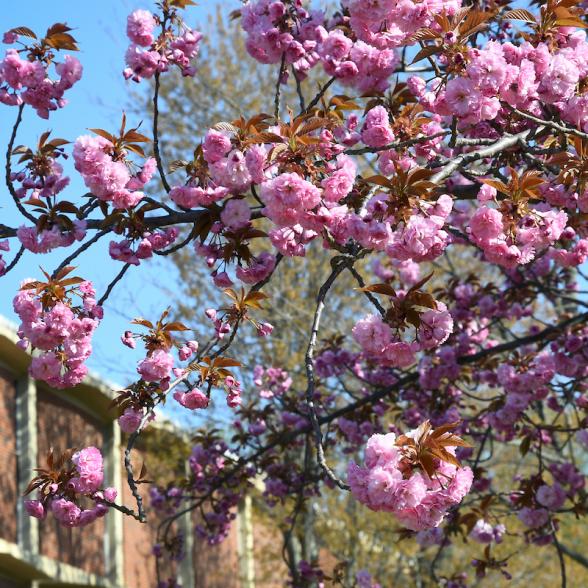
[179, 461, 195, 587]
[15, 375, 38, 557]
[104, 421, 125, 587]
[237, 495, 255, 588]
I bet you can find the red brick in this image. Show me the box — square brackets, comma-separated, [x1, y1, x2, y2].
[0, 367, 17, 544]
[36, 387, 105, 576]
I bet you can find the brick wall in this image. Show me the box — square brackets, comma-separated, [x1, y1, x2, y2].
[252, 514, 287, 587]
[0, 346, 294, 587]
[0, 366, 17, 544]
[0, 575, 20, 588]
[36, 387, 106, 577]
[122, 447, 159, 588]
[120, 440, 245, 588]
[192, 512, 241, 588]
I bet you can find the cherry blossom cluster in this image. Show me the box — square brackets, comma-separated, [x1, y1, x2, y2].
[124, 7, 202, 82]
[348, 426, 473, 531]
[242, 157, 440, 271]
[317, 30, 398, 94]
[9, 129, 89, 254]
[110, 227, 178, 265]
[10, 151, 69, 202]
[114, 304, 253, 435]
[6, 0, 588, 584]
[198, 242, 276, 291]
[469, 519, 505, 545]
[240, 0, 401, 92]
[13, 274, 102, 388]
[1, 27, 82, 118]
[420, 32, 588, 130]
[248, 365, 310, 435]
[241, 0, 322, 77]
[24, 446, 116, 527]
[252, 365, 292, 398]
[73, 135, 157, 210]
[513, 461, 585, 545]
[17, 221, 87, 254]
[465, 185, 568, 269]
[189, 439, 247, 545]
[343, 0, 461, 50]
[204, 298, 273, 341]
[169, 131, 284, 286]
[315, 345, 358, 379]
[441, 322, 588, 439]
[337, 415, 377, 449]
[0, 240, 9, 276]
[352, 300, 453, 369]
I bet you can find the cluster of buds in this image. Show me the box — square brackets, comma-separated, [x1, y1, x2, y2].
[206, 287, 273, 339]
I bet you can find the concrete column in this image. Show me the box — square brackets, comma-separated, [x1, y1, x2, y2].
[178, 461, 195, 587]
[15, 375, 39, 557]
[104, 421, 125, 587]
[237, 495, 255, 588]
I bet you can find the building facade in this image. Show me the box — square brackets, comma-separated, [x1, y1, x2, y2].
[0, 316, 279, 588]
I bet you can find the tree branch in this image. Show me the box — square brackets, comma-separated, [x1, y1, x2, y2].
[153, 71, 171, 193]
[430, 128, 542, 184]
[5, 104, 36, 223]
[304, 256, 354, 491]
[97, 263, 132, 306]
[508, 106, 588, 140]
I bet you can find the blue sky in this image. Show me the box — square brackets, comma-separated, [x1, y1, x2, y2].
[0, 0, 225, 387]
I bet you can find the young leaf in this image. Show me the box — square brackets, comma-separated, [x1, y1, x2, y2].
[9, 26, 37, 39]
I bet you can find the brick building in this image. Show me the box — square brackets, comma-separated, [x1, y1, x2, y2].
[0, 315, 284, 588]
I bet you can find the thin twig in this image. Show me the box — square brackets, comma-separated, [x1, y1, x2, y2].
[100, 498, 143, 522]
[123, 409, 155, 523]
[5, 104, 36, 223]
[558, 543, 588, 570]
[304, 256, 353, 491]
[347, 265, 386, 317]
[142, 195, 177, 215]
[52, 230, 107, 278]
[509, 106, 588, 140]
[346, 131, 449, 155]
[274, 53, 287, 120]
[3, 244, 25, 275]
[303, 77, 336, 114]
[551, 519, 567, 588]
[293, 66, 305, 112]
[153, 71, 171, 193]
[97, 263, 132, 306]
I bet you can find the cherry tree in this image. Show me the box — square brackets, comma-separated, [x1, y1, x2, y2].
[2, 0, 588, 585]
